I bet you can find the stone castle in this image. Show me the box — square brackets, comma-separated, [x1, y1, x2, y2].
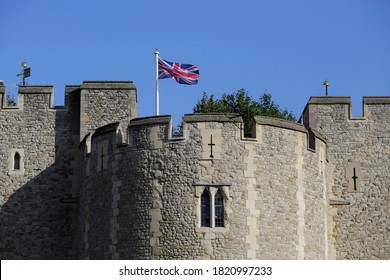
[0, 81, 389, 259]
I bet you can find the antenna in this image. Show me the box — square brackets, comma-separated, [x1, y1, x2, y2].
[16, 61, 31, 86]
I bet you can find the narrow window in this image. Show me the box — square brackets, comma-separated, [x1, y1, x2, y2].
[214, 190, 224, 227]
[201, 190, 211, 227]
[14, 152, 21, 170]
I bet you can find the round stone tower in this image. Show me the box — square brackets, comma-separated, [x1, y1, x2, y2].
[78, 113, 331, 260]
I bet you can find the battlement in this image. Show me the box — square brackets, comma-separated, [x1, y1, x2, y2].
[307, 95, 390, 105]
[0, 81, 137, 111]
[300, 96, 390, 133]
[302, 95, 390, 120]
[83, 113, 325, 156]
[1, 85, 56, 110]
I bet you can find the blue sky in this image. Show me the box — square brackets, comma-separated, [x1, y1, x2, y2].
[1, 0, 389, 126]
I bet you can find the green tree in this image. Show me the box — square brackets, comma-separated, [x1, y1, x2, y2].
[6, 94, 17, 106]
[193, 89, 296, 136]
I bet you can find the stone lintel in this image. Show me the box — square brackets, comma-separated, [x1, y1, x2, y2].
[192, 183, 232, 187]
[329, 200, 351, 206]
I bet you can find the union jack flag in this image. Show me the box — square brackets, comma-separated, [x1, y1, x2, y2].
[158, 57, 200, 85]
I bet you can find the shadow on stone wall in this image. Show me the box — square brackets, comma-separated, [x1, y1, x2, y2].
[0, 165, 74, 259]
[0, 108, 76, 259]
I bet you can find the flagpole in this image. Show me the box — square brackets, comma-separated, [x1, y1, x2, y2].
[154, 49, 159, 116]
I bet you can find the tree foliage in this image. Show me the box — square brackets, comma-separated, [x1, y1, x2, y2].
[6, 94, 17, 106]
[193, 89, 296, 136]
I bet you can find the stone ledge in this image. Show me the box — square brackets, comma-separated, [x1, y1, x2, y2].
[310, 128, 326, 143]
[18, 85, 54, 94]
[363, 96, 390, 104]
[129, 115, 171, 127]
[81, 81, 136, 90]
[254, 116, 307, 134]
[183, 113, 243, 123]
[92, 122, 120, 138]
[307, 96, 351, 104]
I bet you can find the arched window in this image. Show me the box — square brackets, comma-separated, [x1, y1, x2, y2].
[214, 190, 224, 227]
[14, 152, 21, 170]
[201, 190, 211, 227]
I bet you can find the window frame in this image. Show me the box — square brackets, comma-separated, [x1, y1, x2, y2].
[194, 184, 230, 233]
[13, 152, 21, 170]
[8, 149, 25, 175]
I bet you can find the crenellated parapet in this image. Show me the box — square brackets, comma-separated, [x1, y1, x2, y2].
[0, 85, 60, 111]
[300, 96, 390, 131]
[82, 113, 328, 189]
[0, 81, 137, 140]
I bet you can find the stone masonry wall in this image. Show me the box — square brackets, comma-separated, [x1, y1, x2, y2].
[0, 85, 74, 259]
[79, 81, 137, 141]
[70, 81, 138, 258]
[78, 126, 118, 259]
[253, 117, 329, 259]
[79, 114, 329, 259]
[3, 79, 387, 260]
[0, 81, 138, 259]
[301, 96, 390, 259]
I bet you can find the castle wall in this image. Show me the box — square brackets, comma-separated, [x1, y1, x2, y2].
[79, 114, 330, 259]
[0, 86, 74, 259]
[78, 126, 119, 259]
[2, 79, 388, 260]
[79, 81, 137, 140]
[301, 96, 390, 259]
[0, 81, 138, 259]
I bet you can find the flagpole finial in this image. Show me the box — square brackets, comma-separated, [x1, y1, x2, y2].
[154, 49, 159, 55]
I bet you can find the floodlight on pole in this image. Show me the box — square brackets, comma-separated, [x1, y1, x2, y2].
[17, 61, 31, 85]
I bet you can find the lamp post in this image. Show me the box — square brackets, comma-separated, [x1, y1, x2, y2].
[17, 61, 30, 86]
